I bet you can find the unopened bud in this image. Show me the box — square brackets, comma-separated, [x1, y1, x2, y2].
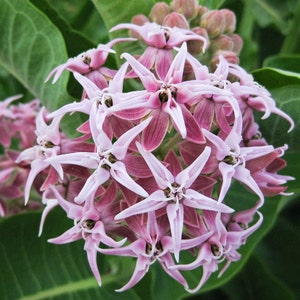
[220, 9, 236, 34]
[130, 15, 149, 38]
[211, 50, 239, 69]
[170, 0, 199, 19]
[187, 27, 209, 55]
[162, 12, 189, 29]
[149, 2, 171, 24]
[197, 5, 209, 18]
[230, 34, 243, 54]
[200, 10, 226, 38]
[211, 34, 234, 52]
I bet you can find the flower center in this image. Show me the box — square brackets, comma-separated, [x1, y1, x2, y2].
[146, 241, 163, 261]
[81, 219, 96, 230]
[164, 183, 185, 204]
[158, 84, 177, 104]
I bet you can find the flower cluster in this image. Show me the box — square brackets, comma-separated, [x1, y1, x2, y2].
[9, 0, 294, 293]
[0, 95, 42, 216]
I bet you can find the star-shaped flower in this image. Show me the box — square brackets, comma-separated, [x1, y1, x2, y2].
[115, 143, 233, 261]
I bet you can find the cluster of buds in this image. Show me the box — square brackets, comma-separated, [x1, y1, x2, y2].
[6, 0, 294, 294]
[132, 0, 243, 69]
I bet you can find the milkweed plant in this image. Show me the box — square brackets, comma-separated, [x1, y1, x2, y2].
[0, 0, 299, 299]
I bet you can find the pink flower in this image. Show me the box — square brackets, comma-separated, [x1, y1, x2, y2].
[46, 39, 134, 88]
[15, 108, 63, 204]
[115, 143, 233, 261]
[228, 63, 294, 132]
[111, 22, 207, 79]
[48, 184, 126, 286]
[202, 116, 274, 204]
[98, 211, 212, 291]
[120, 43, 229, 150]
[46, 115, 151, 204]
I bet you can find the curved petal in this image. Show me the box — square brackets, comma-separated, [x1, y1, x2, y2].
[184, 189, 234, 213]
[110, 161, 148, 197]
[115, 190, 168, 220]
[176, 146, 211, 188]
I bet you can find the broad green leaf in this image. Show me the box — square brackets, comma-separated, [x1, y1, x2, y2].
[222, 254, 296, 300]
[29, 0, 96, 57]
[263, 55, 300, 73]
[248, 0, 288, 33]
[0, 209, 140, 300]
[45, 0, 109, 44]
[255, 199, 300, 299]
[252, 68, 300, 89]
[0, 0, 72, 111]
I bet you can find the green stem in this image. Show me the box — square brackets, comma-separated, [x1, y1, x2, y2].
[280, 1, 300, 54]
[159, 133, 182, 157]
[238, 0, 255, 41]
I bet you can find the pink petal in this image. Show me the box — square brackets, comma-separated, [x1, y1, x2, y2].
[136, 142, 174, 188]
[176, 146, 211, 188]
[167, 203, 184, 262]
[184, 189, 234, 213]
[115, 190, 167, 220]
[112, 117, 152, 160]
[142, 110, 169, 151]
[110, 161, 148, 197]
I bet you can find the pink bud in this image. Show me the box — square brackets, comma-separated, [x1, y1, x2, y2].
[130, 14, 149, 38]
[211, 34, 234, 52]
[197, 5, 209, 18]
[200, 10, 226, 38]
[149, 2, 171, 24]
[187, 27, 209, 55]
[162, 12, 189, 29]
[220, 9, 236, 34]
[170, 0, 199, 19]
[211, 50, 239, 69]
[230, 34, 243, 54]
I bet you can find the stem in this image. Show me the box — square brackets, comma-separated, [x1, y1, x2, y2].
[159, 133, 182, 157]
[280, 1, 300, 54]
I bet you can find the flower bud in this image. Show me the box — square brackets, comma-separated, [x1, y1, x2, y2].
[170, 0, 199, 19]
[211, 50, 239, 69]
[230, 34, 243, 54]
[130, 14, 149, 38]
[187, 27, 209, 55]
[197, 5, 209, 18]
[220, 9, 236, 34]
[149, 2, 171, 25]
[200, 10, 226, 38]
[211, 34, 234, 52]
[162, 12, 189, 29]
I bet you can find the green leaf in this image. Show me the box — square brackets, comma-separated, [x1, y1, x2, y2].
[255, 198, 300, 299]
[0, 209, 140, 300]
[249, 0, 288, 33]
[222, 254, 295, 300]
[29, 0, 96, 57]
[0, 0, 72, 111]
[263, 55, 300, 73]
[252, 68, 300, 89]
